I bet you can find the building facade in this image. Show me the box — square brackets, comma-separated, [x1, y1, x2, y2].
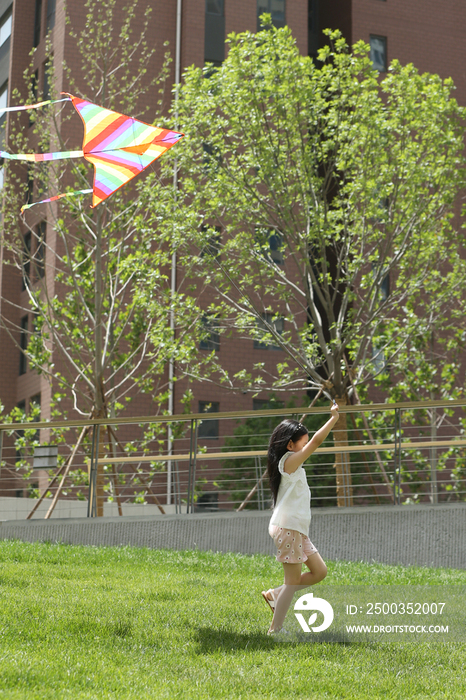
[0, 0, 464, 502]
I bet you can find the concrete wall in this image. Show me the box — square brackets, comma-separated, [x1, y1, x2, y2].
[0, 496, 182, 520]
[0, 503, 465, 569]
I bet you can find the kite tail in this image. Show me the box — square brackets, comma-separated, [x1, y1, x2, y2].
[0, 97, 79, 161]
[0, 97, 70, 115]
[0, 96, 88, 213]
[21, 189, 93, 214]
[0, 149, 84, 162]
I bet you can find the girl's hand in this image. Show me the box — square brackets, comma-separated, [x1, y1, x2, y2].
[331, 400, 339, 418]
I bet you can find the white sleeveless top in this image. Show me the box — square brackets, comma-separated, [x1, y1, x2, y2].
[268, 451, 311, 536]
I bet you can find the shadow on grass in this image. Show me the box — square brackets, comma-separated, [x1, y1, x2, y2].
[194, 627, 358, 654]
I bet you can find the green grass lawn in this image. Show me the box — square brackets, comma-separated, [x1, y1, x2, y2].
[0, 540, 465, 700]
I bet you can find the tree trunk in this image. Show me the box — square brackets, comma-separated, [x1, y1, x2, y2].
[93, 406, 106, 517]
[333, 395, 353, 507]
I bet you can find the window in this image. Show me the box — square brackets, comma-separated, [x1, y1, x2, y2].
[380, 272, 390, 301]
[30, 394, 41, 443]
[32, 310, 40, 335]
[0, 81, 7, 111]
[205, 0, 224, 66]
[257, 0, 285, 30]
[34, 0, 42, 47]
[19, 316, 28, 375]
[370, 35, 387, 72]
[206, 0, 223, 14]
[32, 70, 39, 101]
[254, 312, 284, 350]
[255, 227, 284, 265]
[372, 341, 386, 374]
[26, 164, 34, 206]
[195, 492, 218, 511]
[33, 444, 58, 470]
[0, 80, 7, 128]
[46, 0, 55, 32]
[202, 142, 222, 172]
[43, 59, 52, 100]
[372, 264, 390, 302]
[199, 315, 220, 351]
[28, 481, 39, 498]
[30, 393, 41, 419]
[34, 221, 46, 279]
[22, 232, 31, 290]
[268, 232, 283, 265]
[29, 70, 39, 126]
[15, 400, 26, 464]
[198, 401, 220, 439]
[0, 9, 12, 49]
[200, 225, 221, 258]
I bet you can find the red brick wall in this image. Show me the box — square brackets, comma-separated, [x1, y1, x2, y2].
[0, 0, 315, 482]
[182, 0, 204, 70]
[225, 0, 256, 36]
[352, 0, 466, 104]
[286, 0, 309, 54]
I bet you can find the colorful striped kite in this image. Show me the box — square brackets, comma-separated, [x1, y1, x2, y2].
[0, 93, 184, 212]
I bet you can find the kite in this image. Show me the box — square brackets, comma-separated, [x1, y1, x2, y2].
[0, 93, 184, 212]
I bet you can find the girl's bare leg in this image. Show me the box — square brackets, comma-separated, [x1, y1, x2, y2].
[268, 552, 327, 602]
[268, 553, 327, 600]
[268, 554, 327, 633]
[300, 552, 327, 585]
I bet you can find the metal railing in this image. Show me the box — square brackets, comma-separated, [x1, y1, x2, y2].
[0, 398, 465, 519]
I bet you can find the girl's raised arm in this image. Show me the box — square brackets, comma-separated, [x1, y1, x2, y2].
[284, 403, 340, 474]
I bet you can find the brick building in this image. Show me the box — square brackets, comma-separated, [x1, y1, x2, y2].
[0, 0, 464, 502]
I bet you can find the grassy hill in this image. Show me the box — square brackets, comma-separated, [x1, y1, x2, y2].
[0, 540, 464, 699]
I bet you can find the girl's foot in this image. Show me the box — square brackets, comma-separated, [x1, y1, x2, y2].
[261, 589, 275, 613]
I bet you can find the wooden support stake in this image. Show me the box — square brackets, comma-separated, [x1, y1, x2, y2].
[44, 425, 88, 519]
[26, 426, 88, 519]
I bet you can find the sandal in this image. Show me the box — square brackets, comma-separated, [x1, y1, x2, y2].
[267, 627, 288, 636]
[261, 589, 275, 613]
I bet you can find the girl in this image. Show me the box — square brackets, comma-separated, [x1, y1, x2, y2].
[262, 403, 340, 634]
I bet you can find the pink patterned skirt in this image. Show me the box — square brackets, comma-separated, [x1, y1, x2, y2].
[269, 525, 318, 564]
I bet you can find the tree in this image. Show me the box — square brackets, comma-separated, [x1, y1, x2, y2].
[353, 326, 466, 505]
[165, 24, 466, 505]
[0, 0, 210, 515]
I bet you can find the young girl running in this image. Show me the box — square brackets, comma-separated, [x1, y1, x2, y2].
[262, 403, 340, 634]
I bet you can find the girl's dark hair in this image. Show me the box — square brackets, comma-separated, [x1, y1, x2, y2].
[267, 419, 308, 506]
